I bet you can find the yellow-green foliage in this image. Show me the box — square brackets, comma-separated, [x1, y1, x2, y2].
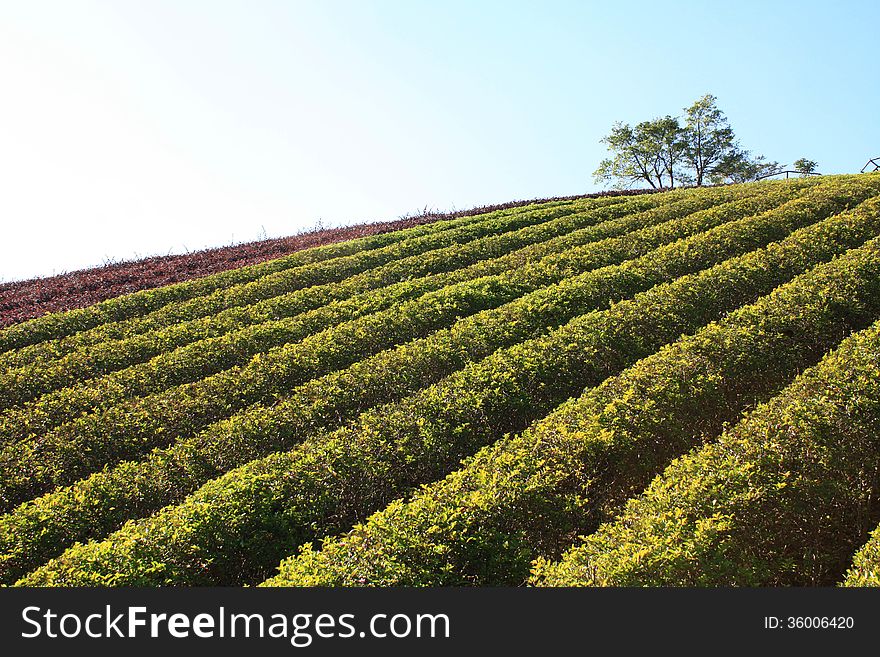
[0, 179, 841, 584]
[0, 186, 783, 510]
[0, 196, 614, 355]
[0, 184, 763, 435]
[842, 524, 880, 586]
[534, 317, 880, 587]
[0, 193, 653, 396]
[3, 174, 880, 589]
[19, 180, 880, 586]
[266, 201, 880, 586]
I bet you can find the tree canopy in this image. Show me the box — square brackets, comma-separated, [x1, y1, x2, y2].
[682, 94, 735, 186]
[593, 117, 687, 189]
[793, 158, 819, 175]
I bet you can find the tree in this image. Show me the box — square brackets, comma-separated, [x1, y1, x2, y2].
[793, 158, 818, 175]
[648, 116, 691, 189]
[593, 116, 687, 189]
[711, 148, 781, 184]
[681, 94, 737, 186]
[595, 94, 784, 189]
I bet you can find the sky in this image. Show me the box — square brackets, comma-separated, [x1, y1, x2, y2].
[1, 0, 878, 282]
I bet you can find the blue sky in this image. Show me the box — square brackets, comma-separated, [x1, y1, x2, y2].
[2, 0, 878, 282]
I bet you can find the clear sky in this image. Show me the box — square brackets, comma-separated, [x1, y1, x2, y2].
[1, 0, 878, 282]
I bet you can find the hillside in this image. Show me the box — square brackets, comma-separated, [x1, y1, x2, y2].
[3, 174, 880, 587]
[0, 190, 651, 329]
